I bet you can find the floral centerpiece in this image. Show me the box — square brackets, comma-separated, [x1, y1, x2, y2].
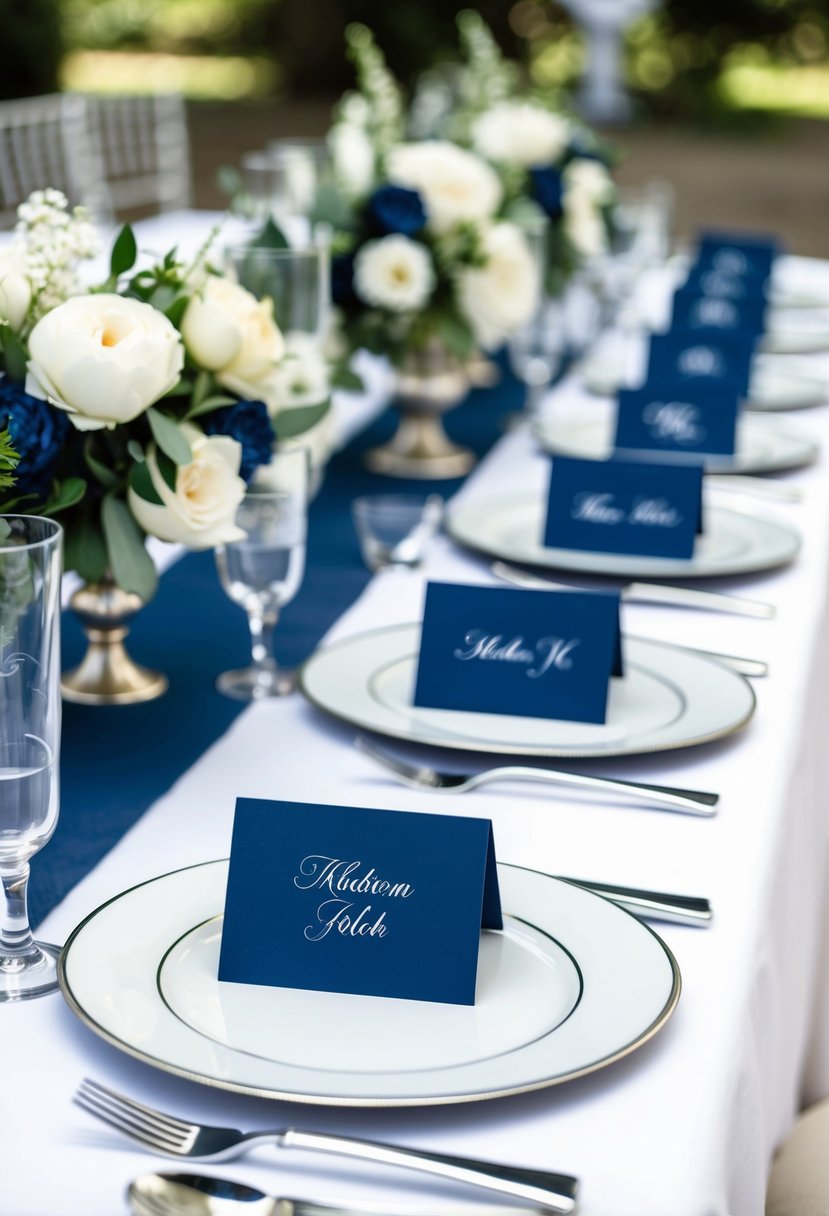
[410, 11, 618, 297]
[0, 190, 330, 703]
[322, 25, 541, 475]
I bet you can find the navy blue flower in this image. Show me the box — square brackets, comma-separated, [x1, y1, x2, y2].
[531, 166, 564, 220]
[331, 253, 356, 306]
[203, 399, 275, 484]
[368, 185, 427, 236]
[0, 378, 69, 499]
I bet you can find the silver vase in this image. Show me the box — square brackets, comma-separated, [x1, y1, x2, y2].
[61, 579, 167, 706]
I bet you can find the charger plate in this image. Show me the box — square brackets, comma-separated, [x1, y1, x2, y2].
[533, 410, 817, 475]
[58, 859, 679, 1106]
[300, 625, 755, 758]
[447, 495, 800, 581]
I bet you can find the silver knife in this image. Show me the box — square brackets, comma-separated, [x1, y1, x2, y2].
[492, 561, 776, 619]
[563, 877, 712, 927]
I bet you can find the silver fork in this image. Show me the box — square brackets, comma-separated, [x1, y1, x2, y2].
[76, 1079, 579, 1214]
[355, 735, 718, 818]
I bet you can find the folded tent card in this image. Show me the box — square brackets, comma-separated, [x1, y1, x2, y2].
[414, 579, 623, 726]
[219, 798, 502, 1006]
[614, 382, 741, 458]
[544, 454, 704, 561]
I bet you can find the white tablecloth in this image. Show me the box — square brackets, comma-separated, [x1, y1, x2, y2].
[6, 246, 829, 1216]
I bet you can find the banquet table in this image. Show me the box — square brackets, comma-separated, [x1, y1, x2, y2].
[5, 213, 829, 1216]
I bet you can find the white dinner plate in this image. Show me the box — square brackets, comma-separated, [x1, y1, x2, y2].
[447, 494, 800, 581]
[761, 312, 829, 355]
[533, 409, 817, 474]
[300, 624, 755, 758]
[58, 859, 680, 1106]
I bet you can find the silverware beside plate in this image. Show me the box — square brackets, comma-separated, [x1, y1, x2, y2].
[77, 1078, 579, 1213]
[129, 1170, 554, 1216]
[491, 560, 776, 619]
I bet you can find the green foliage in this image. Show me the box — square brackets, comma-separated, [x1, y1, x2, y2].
[109, 225, 138, 280]
[147, 407, 193, 465]
[0, 430, 19, 493]
[101, 494, 158, 603]
[0, 324, 28, 385]
[274, 399, 330, 441]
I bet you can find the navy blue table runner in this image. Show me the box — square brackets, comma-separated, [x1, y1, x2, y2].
[34, 370, 524, 925]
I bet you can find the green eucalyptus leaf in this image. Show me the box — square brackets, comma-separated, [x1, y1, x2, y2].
[64, 517, 108, 584]
[101, 495, 158, 603]
[83, 440, 120, 490]
[0, 323, 28, 383]
[126, 439, 145, 463]
[256, 216, 289, 250]
[329, 364, 364, 393]
[110, 225, 137, 278]
[147, 407, 192, 466]
[185, 393, 236, 420]
[41, 477, 86, 516]
[165, 294, 189, 328]
[155, 450, 179, 494]
[274, 398, 330, 441]
[128, 460, 163, 506]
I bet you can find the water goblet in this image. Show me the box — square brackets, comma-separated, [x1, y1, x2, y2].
[214, 450, 309, 700]
[352, 494, 444, 573]
[507, 219, 567, 415]
[0, 515, 62, 1002]
[227, 241, 331, 345]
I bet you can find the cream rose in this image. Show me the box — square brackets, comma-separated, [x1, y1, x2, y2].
[181, 275, 286, 400]
[564, 159, 615, 206]
[0, 252, 31, 331]
[128, 424, 246, 548]
[25, 293, 184, 431]
[564, 193, 609, 259]
[387, 141, 502, 234]
[457, 222, 539, 349]
[472, 102, 571, 168]
[354, 235, 435, 312]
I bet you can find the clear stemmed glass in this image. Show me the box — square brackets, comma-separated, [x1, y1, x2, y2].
[214, 449, 309, 701]
[0, 515, 62, 1002]
[265, 140, 331, 219]
[352, 494, 444, 572]
[226, 241, 331, 343]
[507, 219, 566, 416]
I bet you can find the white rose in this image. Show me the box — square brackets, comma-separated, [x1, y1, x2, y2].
[328, 121, 375, 199]
[387, 141, 502, 234]
[472, 102, 571, 168]
[564, 192, 608, 259]
[457, 223, 539, 349]
[354, 235, 435, 312]
[25, 293, 184, 432]
[181, 275, 286, 400]
[563, 158, 615, 206]
[266, 331, 330, 413]
[128, 424, 246, 548]
[0, 252, 31, 331]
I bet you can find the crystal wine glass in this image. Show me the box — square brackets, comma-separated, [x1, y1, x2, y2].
[0, 515, 62, 1002]
[214, 449, 309, 700]
[507, 219, 566, 416]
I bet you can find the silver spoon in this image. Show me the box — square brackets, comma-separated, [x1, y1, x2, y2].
[128, 1171, 546, 1216]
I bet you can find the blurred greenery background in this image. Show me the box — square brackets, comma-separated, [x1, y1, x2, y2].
[1, 0, 827, 123]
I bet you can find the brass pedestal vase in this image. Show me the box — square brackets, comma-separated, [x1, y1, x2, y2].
[61, 580, 167, 706]
[365, 344, 474, 480]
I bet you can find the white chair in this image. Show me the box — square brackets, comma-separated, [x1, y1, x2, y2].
[81, 93, 191, 217]
[766, 1097, 829, 1215]
[0, 93, 110, 229]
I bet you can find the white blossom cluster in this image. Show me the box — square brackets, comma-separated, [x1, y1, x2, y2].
[13, 189, 99, 323]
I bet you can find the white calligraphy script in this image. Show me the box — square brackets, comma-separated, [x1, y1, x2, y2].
[293, 856, 413, 942]
[572, 491, 683, 529]
[454, 630, 580, 678]
[641, 401, 705, 445]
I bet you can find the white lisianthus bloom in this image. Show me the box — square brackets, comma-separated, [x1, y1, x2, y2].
[387, 141, 502, 234]
[266, 332, 330, 412]
[25, 293, 184, 431]
[181, 275, 285, 401]
[354, 235, 435, 312]
[471, 102, 571, 169]
[563, 158, 615, 206]
[328, 121, 376, 199]
[564, 192, 609, 259]
[128, 423, 246, 548]
[457, 223, 539, 349]
[0, 251, 31, 331]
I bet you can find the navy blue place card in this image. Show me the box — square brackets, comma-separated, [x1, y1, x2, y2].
[646, 331, 756, 395]
[670, 287, 767, 337]
[615, 383, 740, 457]
[219, 798, 502, 1006]
[413, 580, 622, 726]
[544, 455, 703, 560]
[695, 230, 779, 279]
[682, 266, 767, 302]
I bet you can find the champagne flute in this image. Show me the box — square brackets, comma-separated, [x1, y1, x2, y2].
[214, 449, 309, 700]
[0, 515, 62, 1002]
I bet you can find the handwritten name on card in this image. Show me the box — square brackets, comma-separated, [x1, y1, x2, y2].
[414, 581, 622, 725]
[219, 799, 502, 1006]
[545, 455, 703, 560]
[646, 331, 756, 395]
[615, 384, 740, 457]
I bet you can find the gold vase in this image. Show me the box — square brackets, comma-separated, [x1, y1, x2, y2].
[61, 580, 168, 706]
[365, 343, 474, 479]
